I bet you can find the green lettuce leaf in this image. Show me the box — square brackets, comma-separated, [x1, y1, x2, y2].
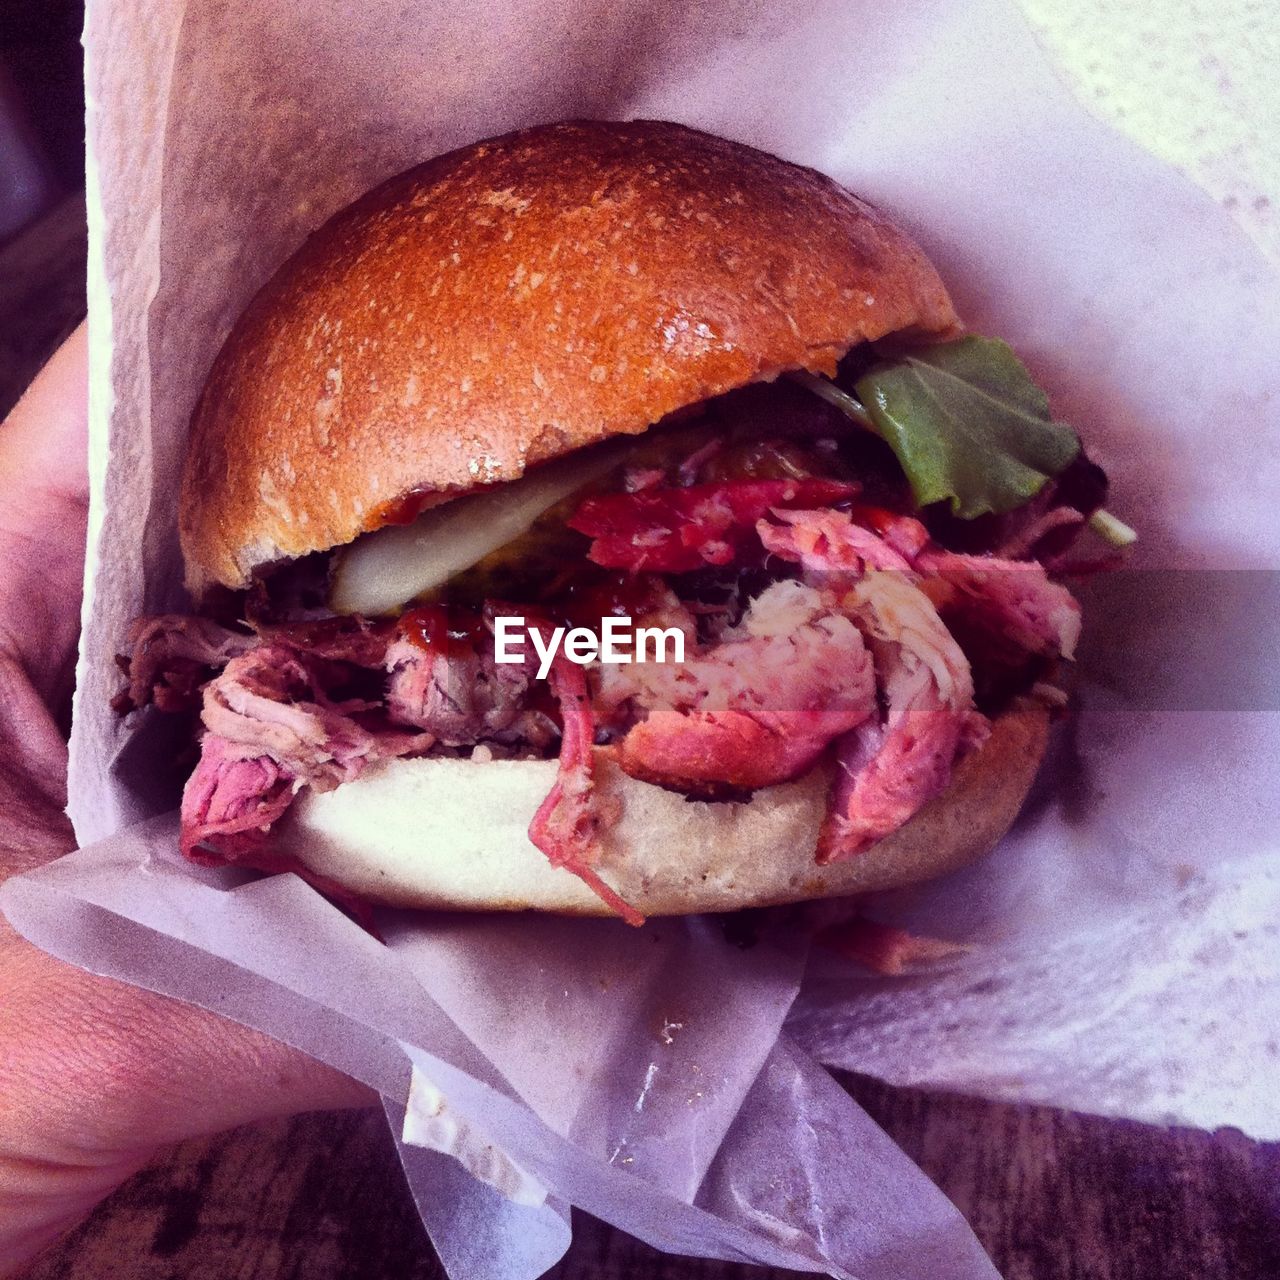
[854, 336, 1081, 518]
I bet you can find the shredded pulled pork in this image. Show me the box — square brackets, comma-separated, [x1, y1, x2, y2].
[820, 572, 990, 862]
[915, 549, 1081, 661]
[383, 627, 555, 749]
[757, 510, 1050, 860]
[116, 613, 394, 715]
[200, 645, 428, 787]
[180, 736, 295, 860]
[759, 507, 922, 574]
[527, 655, 639, 925]
[816, 916, 971, 975]
[761, 507, 1080, 660]
[256, 615, 396, 667]
[599, 580, 877, 794]
[181, 643, 431, 861]
[114, 615, 257, 713]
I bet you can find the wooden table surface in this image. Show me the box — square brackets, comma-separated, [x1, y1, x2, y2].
[19, 1072, 1280, 1279]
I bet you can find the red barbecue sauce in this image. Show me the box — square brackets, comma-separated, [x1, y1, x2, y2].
[366, 486, 437, 530]
[397, 604, 488, 656]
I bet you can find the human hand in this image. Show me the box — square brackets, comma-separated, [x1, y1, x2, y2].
[0, 328, 373, 1276]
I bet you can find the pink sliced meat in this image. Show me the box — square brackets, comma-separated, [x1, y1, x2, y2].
[759, 507, 1080, 661]
[916, 549, 1081, 660]
[816, 571, 988, 863]
[599, 581, 877, 794]
[181, 644, 431, 859]
[618, 707, 844, 795]
[180, 736, 295, 860]
[528, 655, 641, 926]
[202, 646, 396, 787]
[820, 681, 990, 863]
[140, 460, 1086, 912]
[759, 507, 920, 574]
[383, 632, 550, 748]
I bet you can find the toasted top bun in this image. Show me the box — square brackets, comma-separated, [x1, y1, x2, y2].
[277, 702, 1047, 917]
[180, 119, 958, 594]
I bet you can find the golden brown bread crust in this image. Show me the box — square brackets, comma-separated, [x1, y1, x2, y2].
[280, 702, 1049, 917]
[180, 119, 958, 593]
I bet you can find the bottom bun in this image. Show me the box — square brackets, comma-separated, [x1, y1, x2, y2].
[279, 701, 1049, 917]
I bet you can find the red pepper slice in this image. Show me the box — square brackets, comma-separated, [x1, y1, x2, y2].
[568, 478, 858, 573]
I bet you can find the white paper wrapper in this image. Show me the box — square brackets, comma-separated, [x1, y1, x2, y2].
[2, 0, 1278, 1276]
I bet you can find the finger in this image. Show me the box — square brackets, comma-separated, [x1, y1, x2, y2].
[0, 325, 89, 707]
[0, 323, 88, 510]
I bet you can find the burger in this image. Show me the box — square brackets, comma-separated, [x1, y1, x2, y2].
[115, 120, 1132, 927]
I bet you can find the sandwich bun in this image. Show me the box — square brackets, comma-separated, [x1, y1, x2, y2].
[180, 119, 957, 595]
[178, 119, 1051, 916]
[277, 702, 1048, 916]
